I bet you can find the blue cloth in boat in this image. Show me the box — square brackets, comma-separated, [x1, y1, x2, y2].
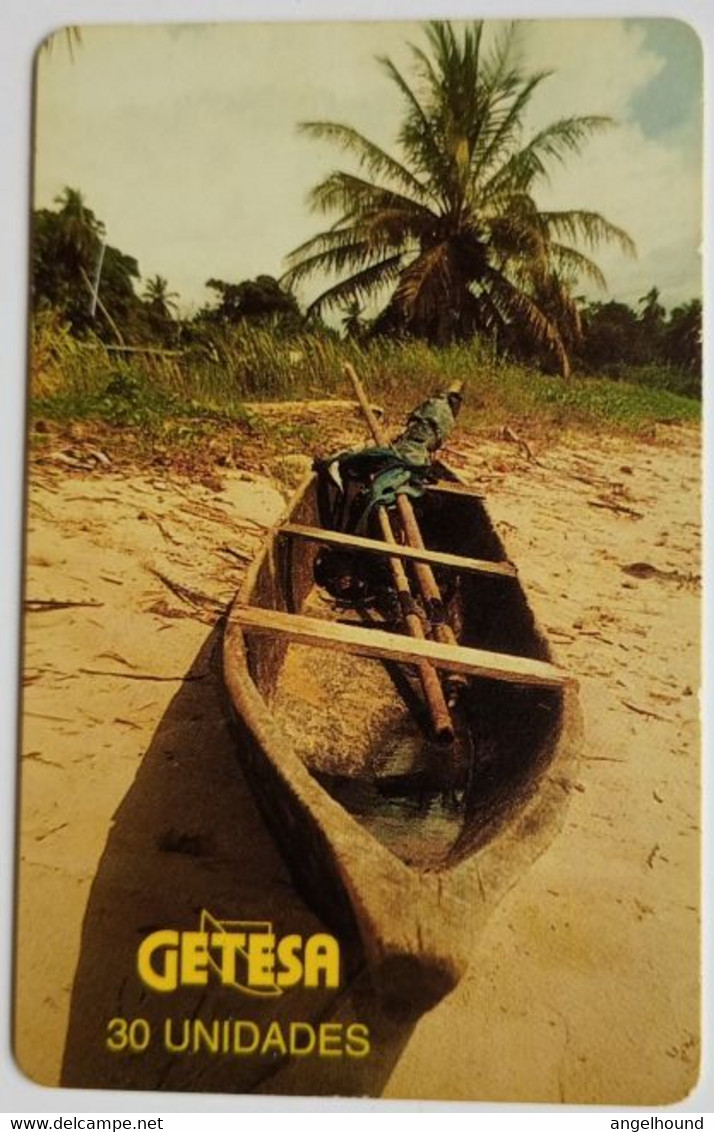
[319, 391, 460, 523]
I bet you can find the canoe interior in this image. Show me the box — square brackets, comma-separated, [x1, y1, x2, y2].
[242, 474, 564, 873]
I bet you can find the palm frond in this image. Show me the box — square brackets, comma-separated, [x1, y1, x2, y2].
[391, 243, 453, 316]
[298, 121, 433, 204]
[412, 23, 489, 204]
[286, 224, 368, 264]
[548, 243, 607, 289]
[379, 55, 453, 198]
[542, 210, 637, 256]
[306, 170, 437, 229]
[486, 209, 547, 259]
[283, 234, 392, 287]
[484, 264, 570, 375]
[286, 217, 413, 270]
[471, 71, 551, 185]
[480, 21, 520, 92]
[482, 116, 614, 197]
[288, 19, 634, 374]
[304, 255, 405, 318]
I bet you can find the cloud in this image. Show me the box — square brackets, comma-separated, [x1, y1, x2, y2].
[510, 20, 702, 308]
[533, 121, 702, 306]
[519, 19, 664, 122]
[33, 18, 702, 314]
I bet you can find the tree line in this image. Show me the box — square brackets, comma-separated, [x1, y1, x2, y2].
[577, 291, 701, 389]
[31, 187, 701, 397]
[33, 22, 701, 396]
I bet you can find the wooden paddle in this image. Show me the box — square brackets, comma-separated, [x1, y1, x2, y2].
[345, 363, 469, 707]
[341, 364, 456, 743]
[374, 507, 455, 744]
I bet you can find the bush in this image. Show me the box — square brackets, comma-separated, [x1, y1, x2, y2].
[29, 316, 700, 439]
[605, 363, 702, 401]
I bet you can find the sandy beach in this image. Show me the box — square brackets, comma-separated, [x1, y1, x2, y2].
[14, 411, 701, 1103]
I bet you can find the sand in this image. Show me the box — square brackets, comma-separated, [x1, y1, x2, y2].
[14, 418, 701, 1104]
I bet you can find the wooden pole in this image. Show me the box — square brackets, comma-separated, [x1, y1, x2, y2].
[80, 266, 125, 347]
[375, 508, 454, 743]
[344, 363, 465, 666]
[341, 365, 454, 741]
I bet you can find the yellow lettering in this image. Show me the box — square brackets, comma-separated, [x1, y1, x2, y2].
[191, 1019, 220, 1053]
[180, 932, 209, 986]
[137, 931, 179, 992]
[106, 1017, 128, 1051]
[276, 934, 303, 987]
[138, 924, 341, 993]
[304, 934, 340, 988]
[163, 1019, 190, 1053]
[247, 933, 275, 986]
[289, 1022, 316, 1056]
[346, 1023, 371, 1058]
[261, 1020, 288, 1056]
[233, 1021, 260, 1054]
[210, 932, 246, 984]
[318, 1022, 344, 1057]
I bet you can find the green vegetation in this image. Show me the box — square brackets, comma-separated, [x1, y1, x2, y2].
[578, 292, 702, 397]
[31, 316, 698, 448]
[30, 19, 701, 451]
[284, 21, 634, 377]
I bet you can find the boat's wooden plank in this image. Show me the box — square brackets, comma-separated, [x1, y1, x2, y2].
[232, 605, 575, 688]
[277, 522, 517, 579]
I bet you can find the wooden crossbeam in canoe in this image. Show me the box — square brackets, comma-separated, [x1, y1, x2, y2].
[232, 605, 575, 688]
[277, 522, 517, 579]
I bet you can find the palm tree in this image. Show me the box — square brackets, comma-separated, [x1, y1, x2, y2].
[143, 275, 179, 320]
[340, 298, 368, 341]
[663, 299, 702, 378]
[284, 21, 635, 376]
[637, 285, 666, 365]
[41, 27, 83, 60]
[53, 186, 104, 275]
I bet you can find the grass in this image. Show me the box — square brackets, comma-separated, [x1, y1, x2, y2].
[582, 361, 702, 402]
[29, 313, 700, 451]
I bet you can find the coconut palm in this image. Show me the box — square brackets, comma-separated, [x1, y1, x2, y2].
[32, 189, 140, 344]
[663, 299, 702, 378]
[53, 186, 104, 275]
[43, 27, 82, 57]
[143, 275, 180, 320]
[340, 298, 368, 341]
[284, 21, 635, 376]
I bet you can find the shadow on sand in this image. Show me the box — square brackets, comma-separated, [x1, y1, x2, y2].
[61, 624, 418, 1097]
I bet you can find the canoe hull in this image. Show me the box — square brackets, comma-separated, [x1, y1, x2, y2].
[223, 472, 581, 1014]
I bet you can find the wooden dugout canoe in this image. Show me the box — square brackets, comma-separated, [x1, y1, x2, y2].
[223, 470, 582, 1015]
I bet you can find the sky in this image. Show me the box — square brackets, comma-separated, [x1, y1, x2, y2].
[33, 17, 704, 319]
